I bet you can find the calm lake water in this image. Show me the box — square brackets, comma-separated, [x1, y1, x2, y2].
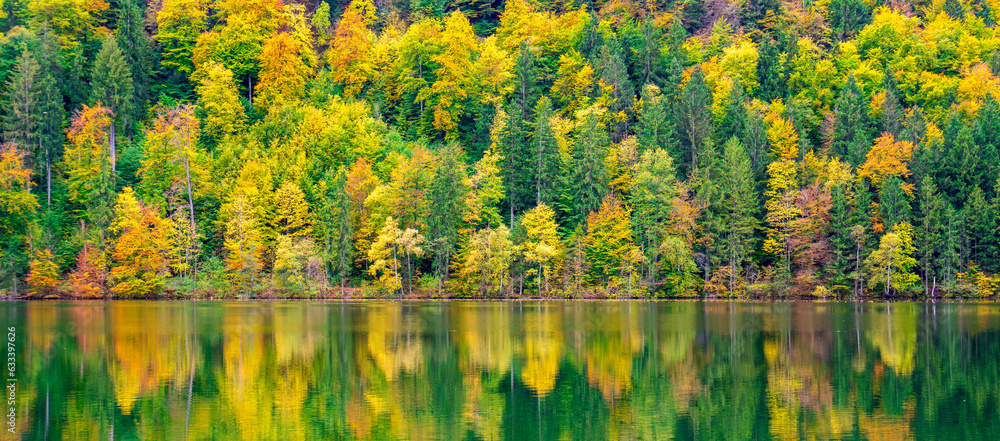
[0, 301, 998, 440]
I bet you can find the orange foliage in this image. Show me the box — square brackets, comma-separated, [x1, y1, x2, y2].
[857, 133, 915, 191]
[67, 245, 106, 298]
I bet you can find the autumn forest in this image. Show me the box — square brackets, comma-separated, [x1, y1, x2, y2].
[2, 0, 1000, 299]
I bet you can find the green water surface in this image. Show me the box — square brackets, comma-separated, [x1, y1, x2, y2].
[0, 301, 997, 440]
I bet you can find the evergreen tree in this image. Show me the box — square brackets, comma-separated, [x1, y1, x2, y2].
[496, 106, 532, 224]
[917, 176, 946, 296]
[964, 186, 996, 269]
[881, 68, 904, 137]
[715, 137, 759, 291]
[829, 0, 872, 41]
[324, 167, 353, 294]
[532, 97, 560, 206]
[116, 0, 155, 133]
[597, 33, 634, 140]
[829, 183, 854, 289]
[428, 143, 467, 291]
[36, 33, 65, 211]
[879, 176, 911, 229]
[675, 66, 713, 177]
[513, 41, 537, 122]
[91, 35, 135, 172]
[2, 47, 40, 189]
[636, 84, 679, 160]
[832, 75, 873, 167]
[568, 106, 609, 227]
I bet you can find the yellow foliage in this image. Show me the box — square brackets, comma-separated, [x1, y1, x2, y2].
[857, 133, 914, 190]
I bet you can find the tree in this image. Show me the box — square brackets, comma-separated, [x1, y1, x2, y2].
[327, 2, 373, 97]
[763, 115, 801, 278]
[636, 84, 679, 159]
[2, 47, 40, 188]
[568, 105, 609, 226]
[223, 192, 265, 297]
[26, 248, 58, 297]
[521, 204, 561, 296]
[91, 35, 134, 171]
[829, 0, 872, 41]
[323, 167, 353, 295]
[596, 33, 634, 140]
[109, 188, 173, 298]
[272, 181, 312, 238]
[196, 61, 246, 141]
[138, 105, 202, 274]
[459, 224, 516, 296]
[427, 144, 467, 291]
[864, 222, 919, 296]
[255, 32, 314, 111]
[715, 138, 759, 292]
[157, 0, 209, 76]
[964, 186, 997, 270]
[585, 195, 639, 287]
[631, 148, 678, 287]
[831, 75, 873, 167]
[532, 97, 561, 206]
[0, 143, 37, 237]
[116, 0, 154, 127]
[368, 216, 424, 296]
[676, 66, 713, 177]
[857, 133, 914, 191]
[879, 176, 911, 233]
[65, 105, 116, 237]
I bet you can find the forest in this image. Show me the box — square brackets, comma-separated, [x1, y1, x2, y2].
[1, 0, 999, 298]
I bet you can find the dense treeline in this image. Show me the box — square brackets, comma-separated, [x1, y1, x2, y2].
[1, 0, 1000, 298]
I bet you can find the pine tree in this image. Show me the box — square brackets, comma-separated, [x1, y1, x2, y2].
[323, 167, 354, 294]
[597, 33, 634, 140]
[829, 183, 854, 290]
[636, 84, 679, 160]
[917, 176, 946, 296]
[428, 143, 467, 291]
[569, 106, 609, 227]
[715, 138, 759, 292]
[116, 0, 154, 131]
[532, 97, 561, 207]
[879, 176, 911, 230]
[832, 75, 873, 167]
[2, 47, 40, 190]
[36, 36, 64, 210]
[964, 186, 996, 269]
[676, 66, 713, 177]
[91, 35, 134, 172]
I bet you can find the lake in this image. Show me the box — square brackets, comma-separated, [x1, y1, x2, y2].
[0, 301, 998, 440]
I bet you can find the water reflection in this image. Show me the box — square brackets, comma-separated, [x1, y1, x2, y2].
[1, 301, 999, 440]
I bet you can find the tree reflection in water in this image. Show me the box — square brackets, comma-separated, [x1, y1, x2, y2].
[2, 300, 998, 440]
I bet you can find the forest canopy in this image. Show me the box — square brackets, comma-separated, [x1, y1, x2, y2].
[1, 0, 1000, 298]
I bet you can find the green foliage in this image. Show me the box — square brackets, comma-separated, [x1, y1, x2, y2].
[4, 0, 1000, 298]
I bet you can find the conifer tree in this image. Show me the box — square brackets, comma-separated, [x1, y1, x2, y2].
[91, 35, 134, 172]
[569, 106, 609, 226]
[532, 97, 561, 206]
[676, 66, 713, 177]
[879, 176, 911, 230]
[715, 138, 759, 291]
[832, 75, 872, 167]
[116, 0, 154, 129]
[2, 47, 40, 188]
[428, 144, 467, 290]
[636, 84, 679, 159]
